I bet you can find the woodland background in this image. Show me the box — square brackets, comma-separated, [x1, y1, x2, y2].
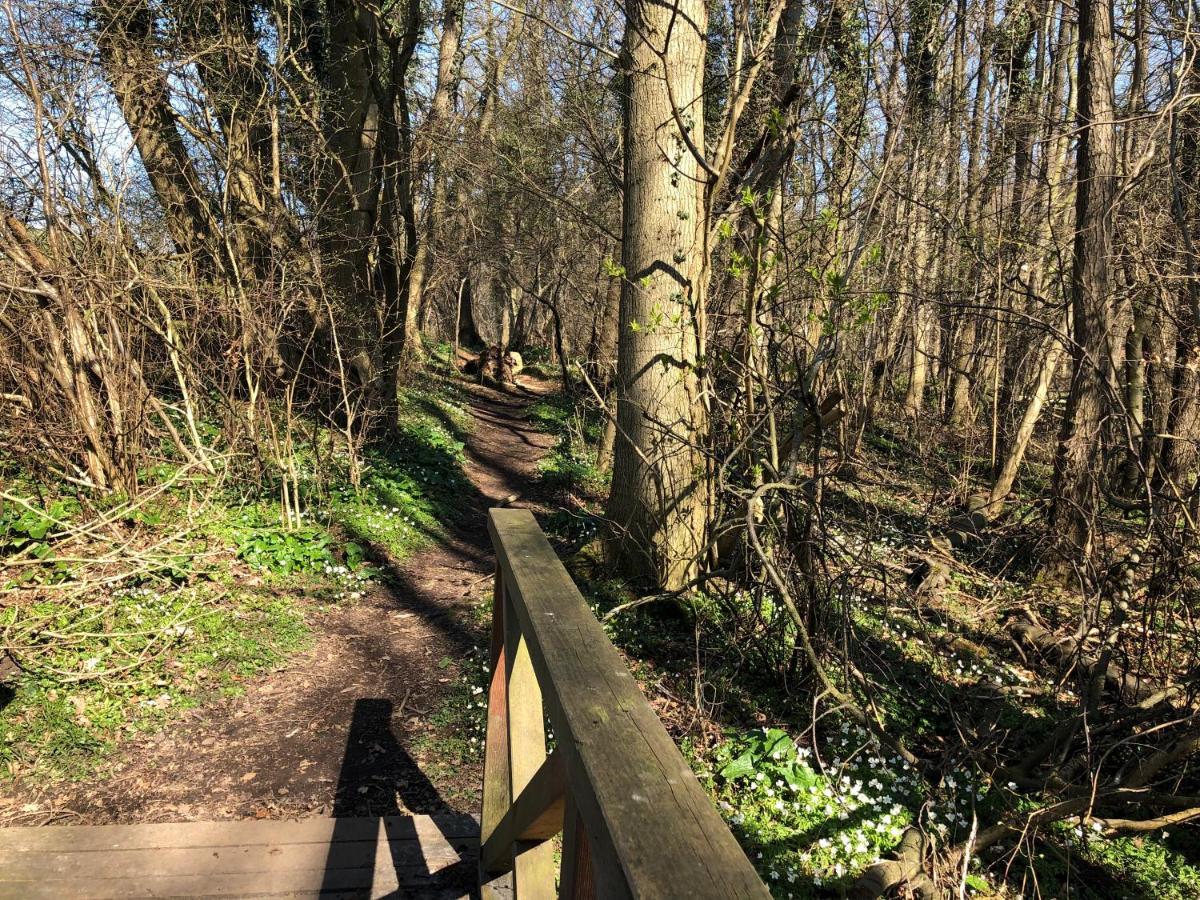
[2, 0, 1200, 894]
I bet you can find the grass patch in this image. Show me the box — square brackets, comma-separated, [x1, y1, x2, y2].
[529, 394, 608, 496]
[327, 411, 468, 562]
[1, 584, 308, 781]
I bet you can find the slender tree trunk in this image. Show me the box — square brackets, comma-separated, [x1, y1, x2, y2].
[1049, 0, 1119, 563]
[904, 298, 931, 418]
[404, 0, 466, 356]
[1123, 299, 1150, 490]
[990, 322, 1068, 507]
[945, 0, 995, 428]
[947, 314, 976, 426]
[594, 272, 621, 473]
[380, 0, 423, 415]
[95, 0, 224, 277]
[190, 0, 294, 278]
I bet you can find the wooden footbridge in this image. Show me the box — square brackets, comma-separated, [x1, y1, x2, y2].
[0, 509, 767, 898]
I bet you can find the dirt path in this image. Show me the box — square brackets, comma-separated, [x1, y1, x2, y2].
[3, 375, 556, 827]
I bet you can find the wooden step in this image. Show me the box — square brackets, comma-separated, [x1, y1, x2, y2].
[0, 814, 482, 899]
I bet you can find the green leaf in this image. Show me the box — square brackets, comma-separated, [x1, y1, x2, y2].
[602, 257, 626, 278]
[24, 516, 50, 540]
[719, 751, 756, 781]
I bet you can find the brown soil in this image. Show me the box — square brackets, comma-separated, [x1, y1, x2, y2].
[0, 373, 557, 827]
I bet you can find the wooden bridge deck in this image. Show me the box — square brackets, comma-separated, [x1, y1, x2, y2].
[0, 814, 487, 899]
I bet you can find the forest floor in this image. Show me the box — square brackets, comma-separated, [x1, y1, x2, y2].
[0, 367, 555, 827]
[4, 361, 1200, 899]
[524, 396, 1200, 899]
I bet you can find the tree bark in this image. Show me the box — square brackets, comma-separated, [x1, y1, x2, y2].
[990, 322, 1068, 507]
[95, 0, 224, 277]
[1049, 0, 1120, 563]
[607, 0, 709, 591]
[1162, 48, 1200, 497]
[320, 0, 384, 396]
[403, 0, 466, 358]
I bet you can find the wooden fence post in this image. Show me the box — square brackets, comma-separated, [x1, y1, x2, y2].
[480, 565, 511, 893]
[558, 796, 595, 900]
[504, 588, 557, 898]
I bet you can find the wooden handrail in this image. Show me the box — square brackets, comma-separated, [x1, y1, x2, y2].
[480, 508, 769, 899]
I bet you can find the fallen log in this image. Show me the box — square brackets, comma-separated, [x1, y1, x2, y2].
[463, 346, 523, 385]
[1008, 616, 1167, 706]
[850, 827, 934, 899]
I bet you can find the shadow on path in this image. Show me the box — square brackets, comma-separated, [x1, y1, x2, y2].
[321, 698, 478, 898]
[0, 375, 557, 832]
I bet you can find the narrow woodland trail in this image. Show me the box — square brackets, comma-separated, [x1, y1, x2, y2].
[1, 375, 557, 828]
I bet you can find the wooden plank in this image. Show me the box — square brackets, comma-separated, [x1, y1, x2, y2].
[481, 870, 516, 900]
[0, 837, 468, 879]
[488, 508, 769, 900]
[480, 748, 566, 873]
[480, 565, 514, 898]
[0, 814, 476, 854]
[558, 795, 595, 900]
[0, 864, 472, 899]
[0, 816, 479, 899]
[505, 588, 558, 900]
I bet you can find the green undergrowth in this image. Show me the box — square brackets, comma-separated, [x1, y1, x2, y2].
[411, 645, 490, 800]
[700, 724, 941, 894]
[529, 391, 608, 496]
[516, 391, 1200, 898]
[1, 353, 474, 784]
[516, 346, 561, 379]
[1, 585, 307, 781]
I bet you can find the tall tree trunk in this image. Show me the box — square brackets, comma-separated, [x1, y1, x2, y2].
[899, 0, 943, 419]
[403, 0, 466, 357]
[1049, 0, 1119, 564]
[380, 0, 423, 416]
[1162, 43, 1200, 499]
[320, 0, 383, 397]
[95, 0, 224, 277]
[945, 0, 995, 427]
[607, 0, 709, 591]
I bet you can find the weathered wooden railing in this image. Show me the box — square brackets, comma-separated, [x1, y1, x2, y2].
[480, 508, 769, 898]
